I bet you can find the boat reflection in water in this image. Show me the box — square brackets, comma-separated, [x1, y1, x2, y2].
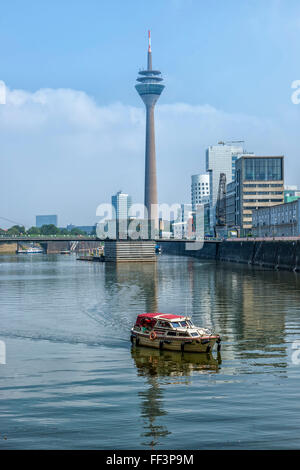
[131, 346, 221, 448]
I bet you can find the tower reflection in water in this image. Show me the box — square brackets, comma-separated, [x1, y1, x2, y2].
[104, 260, 158, 316]
[131, 346, 221, 448]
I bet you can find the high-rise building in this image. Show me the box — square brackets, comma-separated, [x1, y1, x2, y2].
[172, 204, 194, 239]
[206, 142, 245, 232]
[191, 174, 210, 210]
[111, 191, 132, 239]
[225, 181, 236, 229]
[111, 191, 132, 220]
[235, 155, 284, 234]
[135, 31, 165, 231]
[36, 214, 58, 227]
[177, 204, 193, 223]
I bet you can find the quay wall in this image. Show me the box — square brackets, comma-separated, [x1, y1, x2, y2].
[160, 240, 218, 259]
[160, 239, 300, 272]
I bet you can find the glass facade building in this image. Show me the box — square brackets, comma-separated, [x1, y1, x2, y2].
[244, 158, 283, 181]
[36, 215, 58, 227]
[206, 143, 245, 232]
[111, 191, 132, 220]
[235, 156, 284, 234]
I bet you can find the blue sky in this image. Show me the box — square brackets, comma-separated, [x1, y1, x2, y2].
[1, 0, 300, 227]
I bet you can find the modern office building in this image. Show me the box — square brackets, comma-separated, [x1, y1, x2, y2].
[36, 214, 58, 227]
[252, 199, 300, 237]
[111, 191, 132, 220]
[225, 181, 236, 229]
[135, 31, 165, 230]
[235, 155, 284, 234]
[191, 174, 210, 210]
[111, 191, 132, 238]
[172, 204, 194, 239]
[177, 204, 193, 223]
[206, 142, 245, 232]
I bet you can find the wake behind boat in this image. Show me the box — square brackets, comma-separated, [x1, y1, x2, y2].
[131, 313, 221, 353]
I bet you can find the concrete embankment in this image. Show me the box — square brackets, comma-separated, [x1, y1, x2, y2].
[161, 239, 300, 272]
[219, 240, 300, 271]
[160, 240, 218, 259]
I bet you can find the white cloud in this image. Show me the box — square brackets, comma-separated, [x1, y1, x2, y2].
[0, 86, 299, 228]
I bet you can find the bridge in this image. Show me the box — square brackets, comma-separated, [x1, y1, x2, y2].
[0, 235, 220, 242]
[0, 235, 99, 242]
[0, 236, 220, 255]
[0, 235, 104, 254]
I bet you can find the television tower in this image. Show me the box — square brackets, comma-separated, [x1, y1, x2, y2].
[135, 31, 165, 231]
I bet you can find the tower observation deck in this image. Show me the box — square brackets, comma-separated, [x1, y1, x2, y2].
[135, 31, 165, 233]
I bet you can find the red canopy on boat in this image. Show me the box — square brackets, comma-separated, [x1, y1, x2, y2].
[135, 313, 185, 326]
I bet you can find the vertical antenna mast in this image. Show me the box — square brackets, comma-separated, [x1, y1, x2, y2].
[147, 30, 152, 70]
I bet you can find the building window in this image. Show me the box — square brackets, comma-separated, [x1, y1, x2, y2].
[244, 158, 282, 181]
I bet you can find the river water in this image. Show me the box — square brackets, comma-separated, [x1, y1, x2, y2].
[0, 253, 300, 449]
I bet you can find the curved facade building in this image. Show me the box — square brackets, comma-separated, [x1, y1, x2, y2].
[191, 174, 210, 210]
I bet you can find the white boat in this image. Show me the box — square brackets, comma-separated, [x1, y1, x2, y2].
[17, 247, 43, 254]
[131, 313, 221, 353]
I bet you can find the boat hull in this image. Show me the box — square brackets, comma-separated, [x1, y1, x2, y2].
[131, 331, 219, 353]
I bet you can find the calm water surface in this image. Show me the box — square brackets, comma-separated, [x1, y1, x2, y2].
[0, 253, 300, 449]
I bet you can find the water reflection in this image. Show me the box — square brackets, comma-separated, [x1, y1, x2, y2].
[100, 257, 293, 371]
[104, 261, 158, 313]
[131, 345, 221, 448]
[164, 259, 292, 369]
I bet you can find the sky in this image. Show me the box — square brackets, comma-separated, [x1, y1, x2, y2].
[1, 0, 300, 228]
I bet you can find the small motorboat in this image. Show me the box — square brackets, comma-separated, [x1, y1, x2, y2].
[17, 247, 43, 254]
[131, 313, 221, 353]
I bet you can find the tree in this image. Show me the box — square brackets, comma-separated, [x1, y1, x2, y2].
[7, 225, 26, 235]
[69, 227, 87, 236]
[40, 224, 60, 235]
[27, 226, 41, 235]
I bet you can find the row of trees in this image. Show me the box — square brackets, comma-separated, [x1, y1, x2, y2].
[0, 225, 91, 236]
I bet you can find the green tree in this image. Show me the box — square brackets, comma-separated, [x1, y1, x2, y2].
[27, 226, 41, 235]
[7, 225, 26, 235]
[40, 224, 60, 235]
[69, 227, 87, 236]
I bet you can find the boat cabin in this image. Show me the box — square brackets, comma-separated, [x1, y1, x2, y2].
[135, 313, 195, 333]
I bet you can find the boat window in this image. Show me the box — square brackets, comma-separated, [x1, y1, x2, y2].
[158, 321, 170, 328]
[180, 321, 188, 327]
[190, 332, 198, 337]
[178, 332, 186, 337]
[167, 331, 176, 336]
[171, 322, 181, 328]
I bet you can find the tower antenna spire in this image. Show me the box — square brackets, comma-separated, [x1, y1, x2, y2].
[147, 30, 152, 70]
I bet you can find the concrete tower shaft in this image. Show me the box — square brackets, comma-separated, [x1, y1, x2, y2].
[135, 31, 165, 229]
